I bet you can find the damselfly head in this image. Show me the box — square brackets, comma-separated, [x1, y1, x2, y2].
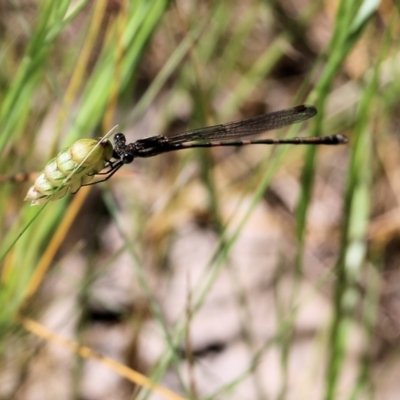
[112, 133, 135, 164]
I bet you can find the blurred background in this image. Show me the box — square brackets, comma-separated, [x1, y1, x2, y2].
[0, 0, 398, 399]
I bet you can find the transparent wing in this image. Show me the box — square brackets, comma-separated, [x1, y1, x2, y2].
[167, 105, 316, 143]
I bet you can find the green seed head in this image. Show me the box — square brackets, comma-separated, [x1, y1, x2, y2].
[25, 137, 115, 206]
[69, 139, 114, 173]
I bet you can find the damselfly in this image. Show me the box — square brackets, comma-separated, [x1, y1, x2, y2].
[25, 105, 347, 205]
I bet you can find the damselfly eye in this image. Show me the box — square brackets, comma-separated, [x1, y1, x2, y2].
[122, 152, 134, 164]
[114, 133, 125, 143]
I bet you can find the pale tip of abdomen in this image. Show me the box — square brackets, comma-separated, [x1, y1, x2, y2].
[335, 134, 348, 144]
